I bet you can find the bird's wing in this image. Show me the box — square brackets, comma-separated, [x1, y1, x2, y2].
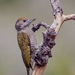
[17, 32, 31, 68]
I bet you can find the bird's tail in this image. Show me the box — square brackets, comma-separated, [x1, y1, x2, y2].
[27, 67, 30, 75]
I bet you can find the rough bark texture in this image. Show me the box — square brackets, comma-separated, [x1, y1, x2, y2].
[31, 0, 75, 75]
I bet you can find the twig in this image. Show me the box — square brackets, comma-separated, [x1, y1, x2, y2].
[31, 0, 75, 75]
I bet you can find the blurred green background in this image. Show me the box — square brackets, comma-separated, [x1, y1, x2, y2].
[0, 0, 75, 75]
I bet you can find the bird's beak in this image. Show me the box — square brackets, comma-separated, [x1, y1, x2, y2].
[27, 18, 36, 25]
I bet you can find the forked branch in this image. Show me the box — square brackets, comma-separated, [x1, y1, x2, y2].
[32, 0, 75, 75]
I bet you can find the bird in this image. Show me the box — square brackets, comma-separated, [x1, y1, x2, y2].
[15, 17, 38, 75]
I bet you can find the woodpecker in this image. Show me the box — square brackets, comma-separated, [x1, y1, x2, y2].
[15, 17, 37, 75]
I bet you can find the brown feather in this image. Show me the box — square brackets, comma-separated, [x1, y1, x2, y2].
[17, 32, 31, 67]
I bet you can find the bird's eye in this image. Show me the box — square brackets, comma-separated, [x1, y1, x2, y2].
[23, 20, 26, 22]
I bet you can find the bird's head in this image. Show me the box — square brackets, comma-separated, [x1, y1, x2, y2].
[15, 17, 36, 31]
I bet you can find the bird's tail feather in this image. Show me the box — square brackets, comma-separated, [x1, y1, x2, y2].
[27, 67, 30, 75]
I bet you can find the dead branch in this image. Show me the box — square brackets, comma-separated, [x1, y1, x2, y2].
[31, 0, 75, 75]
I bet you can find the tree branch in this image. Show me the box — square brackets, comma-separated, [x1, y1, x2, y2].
[31, 0, 75, 75]
[63, 14, 75, 21]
